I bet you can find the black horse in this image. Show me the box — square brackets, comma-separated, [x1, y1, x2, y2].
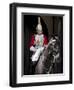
[35, 36, 61, 74]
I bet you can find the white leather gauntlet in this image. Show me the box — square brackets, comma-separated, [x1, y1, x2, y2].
[30, 46, 36, 52]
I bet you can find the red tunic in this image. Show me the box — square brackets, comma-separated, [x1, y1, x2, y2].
[30, 34, 48, 47]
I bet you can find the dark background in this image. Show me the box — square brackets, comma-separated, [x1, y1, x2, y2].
[22, 14, 63, 75]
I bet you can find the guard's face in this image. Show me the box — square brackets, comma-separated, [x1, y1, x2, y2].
[37, 30, 43, 35]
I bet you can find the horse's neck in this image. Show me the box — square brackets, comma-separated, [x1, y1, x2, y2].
[43, 41, 50, 55]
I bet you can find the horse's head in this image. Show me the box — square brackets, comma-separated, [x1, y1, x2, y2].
[46, 36, 60, 55]
[42, 36, 61, 73]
